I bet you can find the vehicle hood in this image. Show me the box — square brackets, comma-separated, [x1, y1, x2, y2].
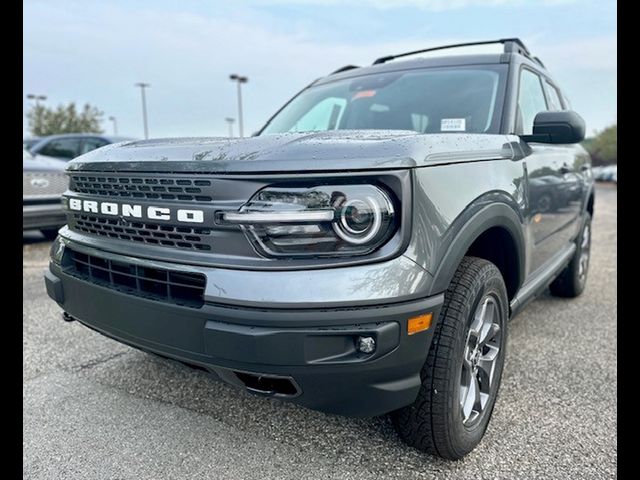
[67, 130, 516, 173]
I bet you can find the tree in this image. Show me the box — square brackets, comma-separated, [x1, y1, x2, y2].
[582, 124, 617, 166]
[27, 102, 104, 136]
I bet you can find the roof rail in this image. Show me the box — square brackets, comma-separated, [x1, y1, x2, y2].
[330, 65, 360, 75]
[372, 38, 534, 65]
[533, 56, 545, 68]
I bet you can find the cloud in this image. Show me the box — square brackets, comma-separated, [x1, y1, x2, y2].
[24, 2, 454, 136]
[533, 35, 617, 71]
[23, 1, 614, 137]
[248, 0, 577, 11]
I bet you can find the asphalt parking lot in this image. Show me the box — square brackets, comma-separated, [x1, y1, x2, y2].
[23, 183, 617, 479]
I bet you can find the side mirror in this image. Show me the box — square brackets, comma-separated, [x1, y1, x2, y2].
[521, 110, 585, 144]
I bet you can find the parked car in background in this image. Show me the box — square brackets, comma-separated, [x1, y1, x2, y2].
[594, 164, 617, 182]
[603, 165, 617, 181]
[23, 136, 41, 150]
[591, 166, 603, 179]
[28, 133, 133, 161]
[23, 150, 68, 238]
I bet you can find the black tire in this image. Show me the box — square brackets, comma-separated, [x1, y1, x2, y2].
[40, 228, 60, 240]
[536, 193, 553, 213]
[549, 212, 591, 298]
[392, 256, 508, 459]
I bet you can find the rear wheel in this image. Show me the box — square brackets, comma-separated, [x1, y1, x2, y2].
[392, 256, 508, 459]
[549, 212, 591, 298]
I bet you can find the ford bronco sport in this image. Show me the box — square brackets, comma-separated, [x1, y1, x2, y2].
[45, 38, 593, 459]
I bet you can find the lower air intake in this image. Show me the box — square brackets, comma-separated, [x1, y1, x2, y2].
[62, 248, 206, 308]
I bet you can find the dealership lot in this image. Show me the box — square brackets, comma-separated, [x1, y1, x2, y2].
[23, 184, 616, 479]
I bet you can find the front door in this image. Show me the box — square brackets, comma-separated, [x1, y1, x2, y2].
[517, 68, 581, 273]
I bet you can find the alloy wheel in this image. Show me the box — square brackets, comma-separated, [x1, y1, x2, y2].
[578, 223, 590, 286]
[459, 295, 503, 426]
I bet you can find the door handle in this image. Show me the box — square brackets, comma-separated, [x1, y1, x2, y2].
[559, 164, 571, 174]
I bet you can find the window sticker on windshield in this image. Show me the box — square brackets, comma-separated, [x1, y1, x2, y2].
[441, 118, 466, 132]
[352, 90, 377, 100]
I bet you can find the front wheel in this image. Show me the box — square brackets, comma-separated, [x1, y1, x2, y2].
[392, 256, 508, 459]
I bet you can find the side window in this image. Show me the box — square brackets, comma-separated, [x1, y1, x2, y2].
[289, 97, 346, 132]
[517, 69, 548, 135]
[544, 81, 563, 111]
[38, 138, 82, 160]
[80, 138, 109, 154]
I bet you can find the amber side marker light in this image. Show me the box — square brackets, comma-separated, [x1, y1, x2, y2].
[408, 313, 433, 335]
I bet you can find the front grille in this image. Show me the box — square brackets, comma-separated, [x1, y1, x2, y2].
[23, 172, 69, 198]
[71, 214, 213, 251]
[62, 248, 206, 308]
[69, 174, 214, 202]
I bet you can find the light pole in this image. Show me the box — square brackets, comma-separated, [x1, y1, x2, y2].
[108, 116, 118, 135]
[134, 82, 150, 139]
[26, 94, 47, 135]
[225, 117, 235, 138]
[26, 94, 47, 108]
[229, 74, 248, 137]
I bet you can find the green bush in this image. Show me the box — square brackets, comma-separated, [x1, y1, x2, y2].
[27, 102, 104, 136]
[582, 124, 616, 166]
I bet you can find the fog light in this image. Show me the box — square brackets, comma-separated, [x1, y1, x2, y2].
[356, 336, 376, 354]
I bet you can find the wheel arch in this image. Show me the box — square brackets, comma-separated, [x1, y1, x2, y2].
[428, 202, 526, 302]
[585, 186, 595, 217]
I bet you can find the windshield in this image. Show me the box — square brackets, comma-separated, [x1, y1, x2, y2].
[261, 65, 507, 135]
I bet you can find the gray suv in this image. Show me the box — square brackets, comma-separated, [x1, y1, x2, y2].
[45, 38, 593, 459]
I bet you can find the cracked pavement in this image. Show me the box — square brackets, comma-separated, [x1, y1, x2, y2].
[23, 183, 617, 479]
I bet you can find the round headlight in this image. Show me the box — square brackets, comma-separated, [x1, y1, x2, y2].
[341, 199, 375, 234]
[334, 196, 383, 244]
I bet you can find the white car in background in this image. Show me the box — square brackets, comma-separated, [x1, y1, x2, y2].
[23, 150, 69, 238]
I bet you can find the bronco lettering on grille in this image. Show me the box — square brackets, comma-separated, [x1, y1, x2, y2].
[67, 198, 205, 224]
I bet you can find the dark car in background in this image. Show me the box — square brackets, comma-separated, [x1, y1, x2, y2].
[28, 133, 133, 161]
[23, 150, 68, 238]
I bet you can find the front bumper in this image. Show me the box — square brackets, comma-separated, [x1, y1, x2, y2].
[23, 202, 66, 230]
[45, 239, 443, 417]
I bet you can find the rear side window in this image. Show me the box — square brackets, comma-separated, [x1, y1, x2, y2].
[517, 69, 548, 135]
[544, 81, 563, 111]
[38, 138, 82, 160]
[80, 137, 109, 154]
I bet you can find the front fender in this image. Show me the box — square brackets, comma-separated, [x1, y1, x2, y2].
[427, 201, 526, 296]
[405, 160, 527, 297]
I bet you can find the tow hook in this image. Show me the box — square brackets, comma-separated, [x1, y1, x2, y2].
[62, 312, 76, 323]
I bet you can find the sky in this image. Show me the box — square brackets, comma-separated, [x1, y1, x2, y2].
[23, 0, 616, 139]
